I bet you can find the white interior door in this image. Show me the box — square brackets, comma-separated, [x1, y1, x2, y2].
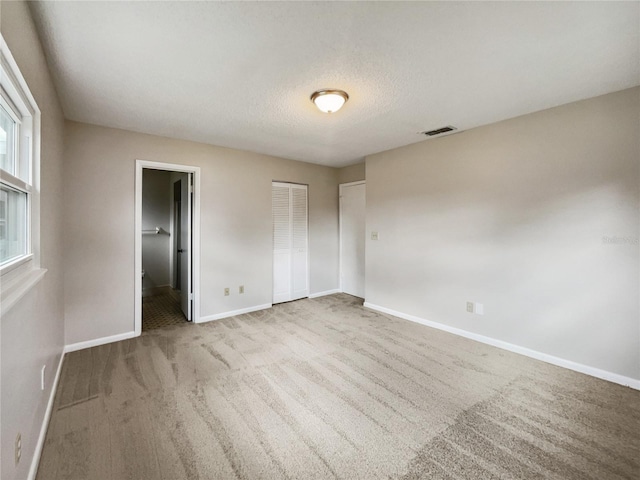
[340, 182, 366, 298]
[180, 173, 193, 320]
[273, 182, 308, 303]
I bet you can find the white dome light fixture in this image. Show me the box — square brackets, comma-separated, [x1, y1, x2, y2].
[310, 89, 349, 113]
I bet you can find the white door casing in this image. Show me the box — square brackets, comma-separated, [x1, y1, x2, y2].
[340, 181, 366, 298]
[135, 159, 200, 336]
[273, 182, 309, 304]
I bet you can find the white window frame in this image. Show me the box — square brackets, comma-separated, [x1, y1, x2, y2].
[0, 33, 45, 314]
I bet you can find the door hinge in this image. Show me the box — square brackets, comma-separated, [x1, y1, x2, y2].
[189, 184, 193, 193]
[189, 293, 193, 301]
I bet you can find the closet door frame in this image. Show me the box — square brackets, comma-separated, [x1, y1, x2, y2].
[272, 181, 309, 304]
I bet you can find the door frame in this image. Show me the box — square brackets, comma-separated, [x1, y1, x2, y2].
[339, 180, 365, 294]
[134, 159, 201, 336]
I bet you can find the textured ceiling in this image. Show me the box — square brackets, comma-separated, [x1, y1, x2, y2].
[30, 1, 639, 167]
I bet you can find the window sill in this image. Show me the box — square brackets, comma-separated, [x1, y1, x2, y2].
[1, 266, 47, 316]
[0, 253, 34, 276]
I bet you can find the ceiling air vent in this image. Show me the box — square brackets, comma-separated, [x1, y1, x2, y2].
[421, 126, 457, 137]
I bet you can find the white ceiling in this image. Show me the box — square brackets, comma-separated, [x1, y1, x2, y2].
[30, 1, 639, 167]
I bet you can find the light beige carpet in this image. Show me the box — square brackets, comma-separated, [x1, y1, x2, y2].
[37, 294, 639, 479]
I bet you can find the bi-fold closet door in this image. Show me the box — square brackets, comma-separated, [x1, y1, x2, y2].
[272, 182, 309, 304]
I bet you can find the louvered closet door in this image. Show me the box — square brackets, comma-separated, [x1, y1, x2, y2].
[290, 185, 309, 300]
[272, 182, 309, 304]
[272, 184, 292, 304]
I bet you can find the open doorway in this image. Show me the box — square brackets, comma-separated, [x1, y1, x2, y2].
[135, 160, 201, 336]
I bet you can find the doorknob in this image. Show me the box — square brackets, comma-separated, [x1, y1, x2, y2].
[178, 249, 185, 253]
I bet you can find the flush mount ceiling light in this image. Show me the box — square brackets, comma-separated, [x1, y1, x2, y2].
[310, 89, 349, 113]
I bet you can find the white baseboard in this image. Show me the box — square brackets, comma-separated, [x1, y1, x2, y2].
[198, 303, 272, 323]
[364, 302, 640, 391]
[64, 331, 137, 353]
[309, 289, 341, 298]
[28, 349, 65, 480]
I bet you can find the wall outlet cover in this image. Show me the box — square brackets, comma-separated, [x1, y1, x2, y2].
[475, 303, 484, 315]
[224, 288, 230, 296]
[466, 302, 474, 313]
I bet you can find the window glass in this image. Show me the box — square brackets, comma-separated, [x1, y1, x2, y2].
[0, 104, 16, 175]
[1, 38, 40, 276]
[0, 184, 27, 265]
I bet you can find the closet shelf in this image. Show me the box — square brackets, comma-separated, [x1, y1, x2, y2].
[142, 227, 169, 235]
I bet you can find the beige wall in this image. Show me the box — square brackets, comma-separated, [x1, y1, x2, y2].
[64, 122, 340, 345]
[337, 163, 365, 184]
[0, 1, 66, 478]
[366, 87, 640, 380]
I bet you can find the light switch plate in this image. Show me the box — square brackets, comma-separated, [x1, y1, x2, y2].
[371, 231, 379, 241]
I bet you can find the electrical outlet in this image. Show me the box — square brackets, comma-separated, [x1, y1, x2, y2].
[239, 285, 244, 294]
[41, 365, 46, 391]
[224, 288, 230, 296]
[475, 303, 484, 315]
[15, 433, 21, 465]
[466, 302, 474, 313]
